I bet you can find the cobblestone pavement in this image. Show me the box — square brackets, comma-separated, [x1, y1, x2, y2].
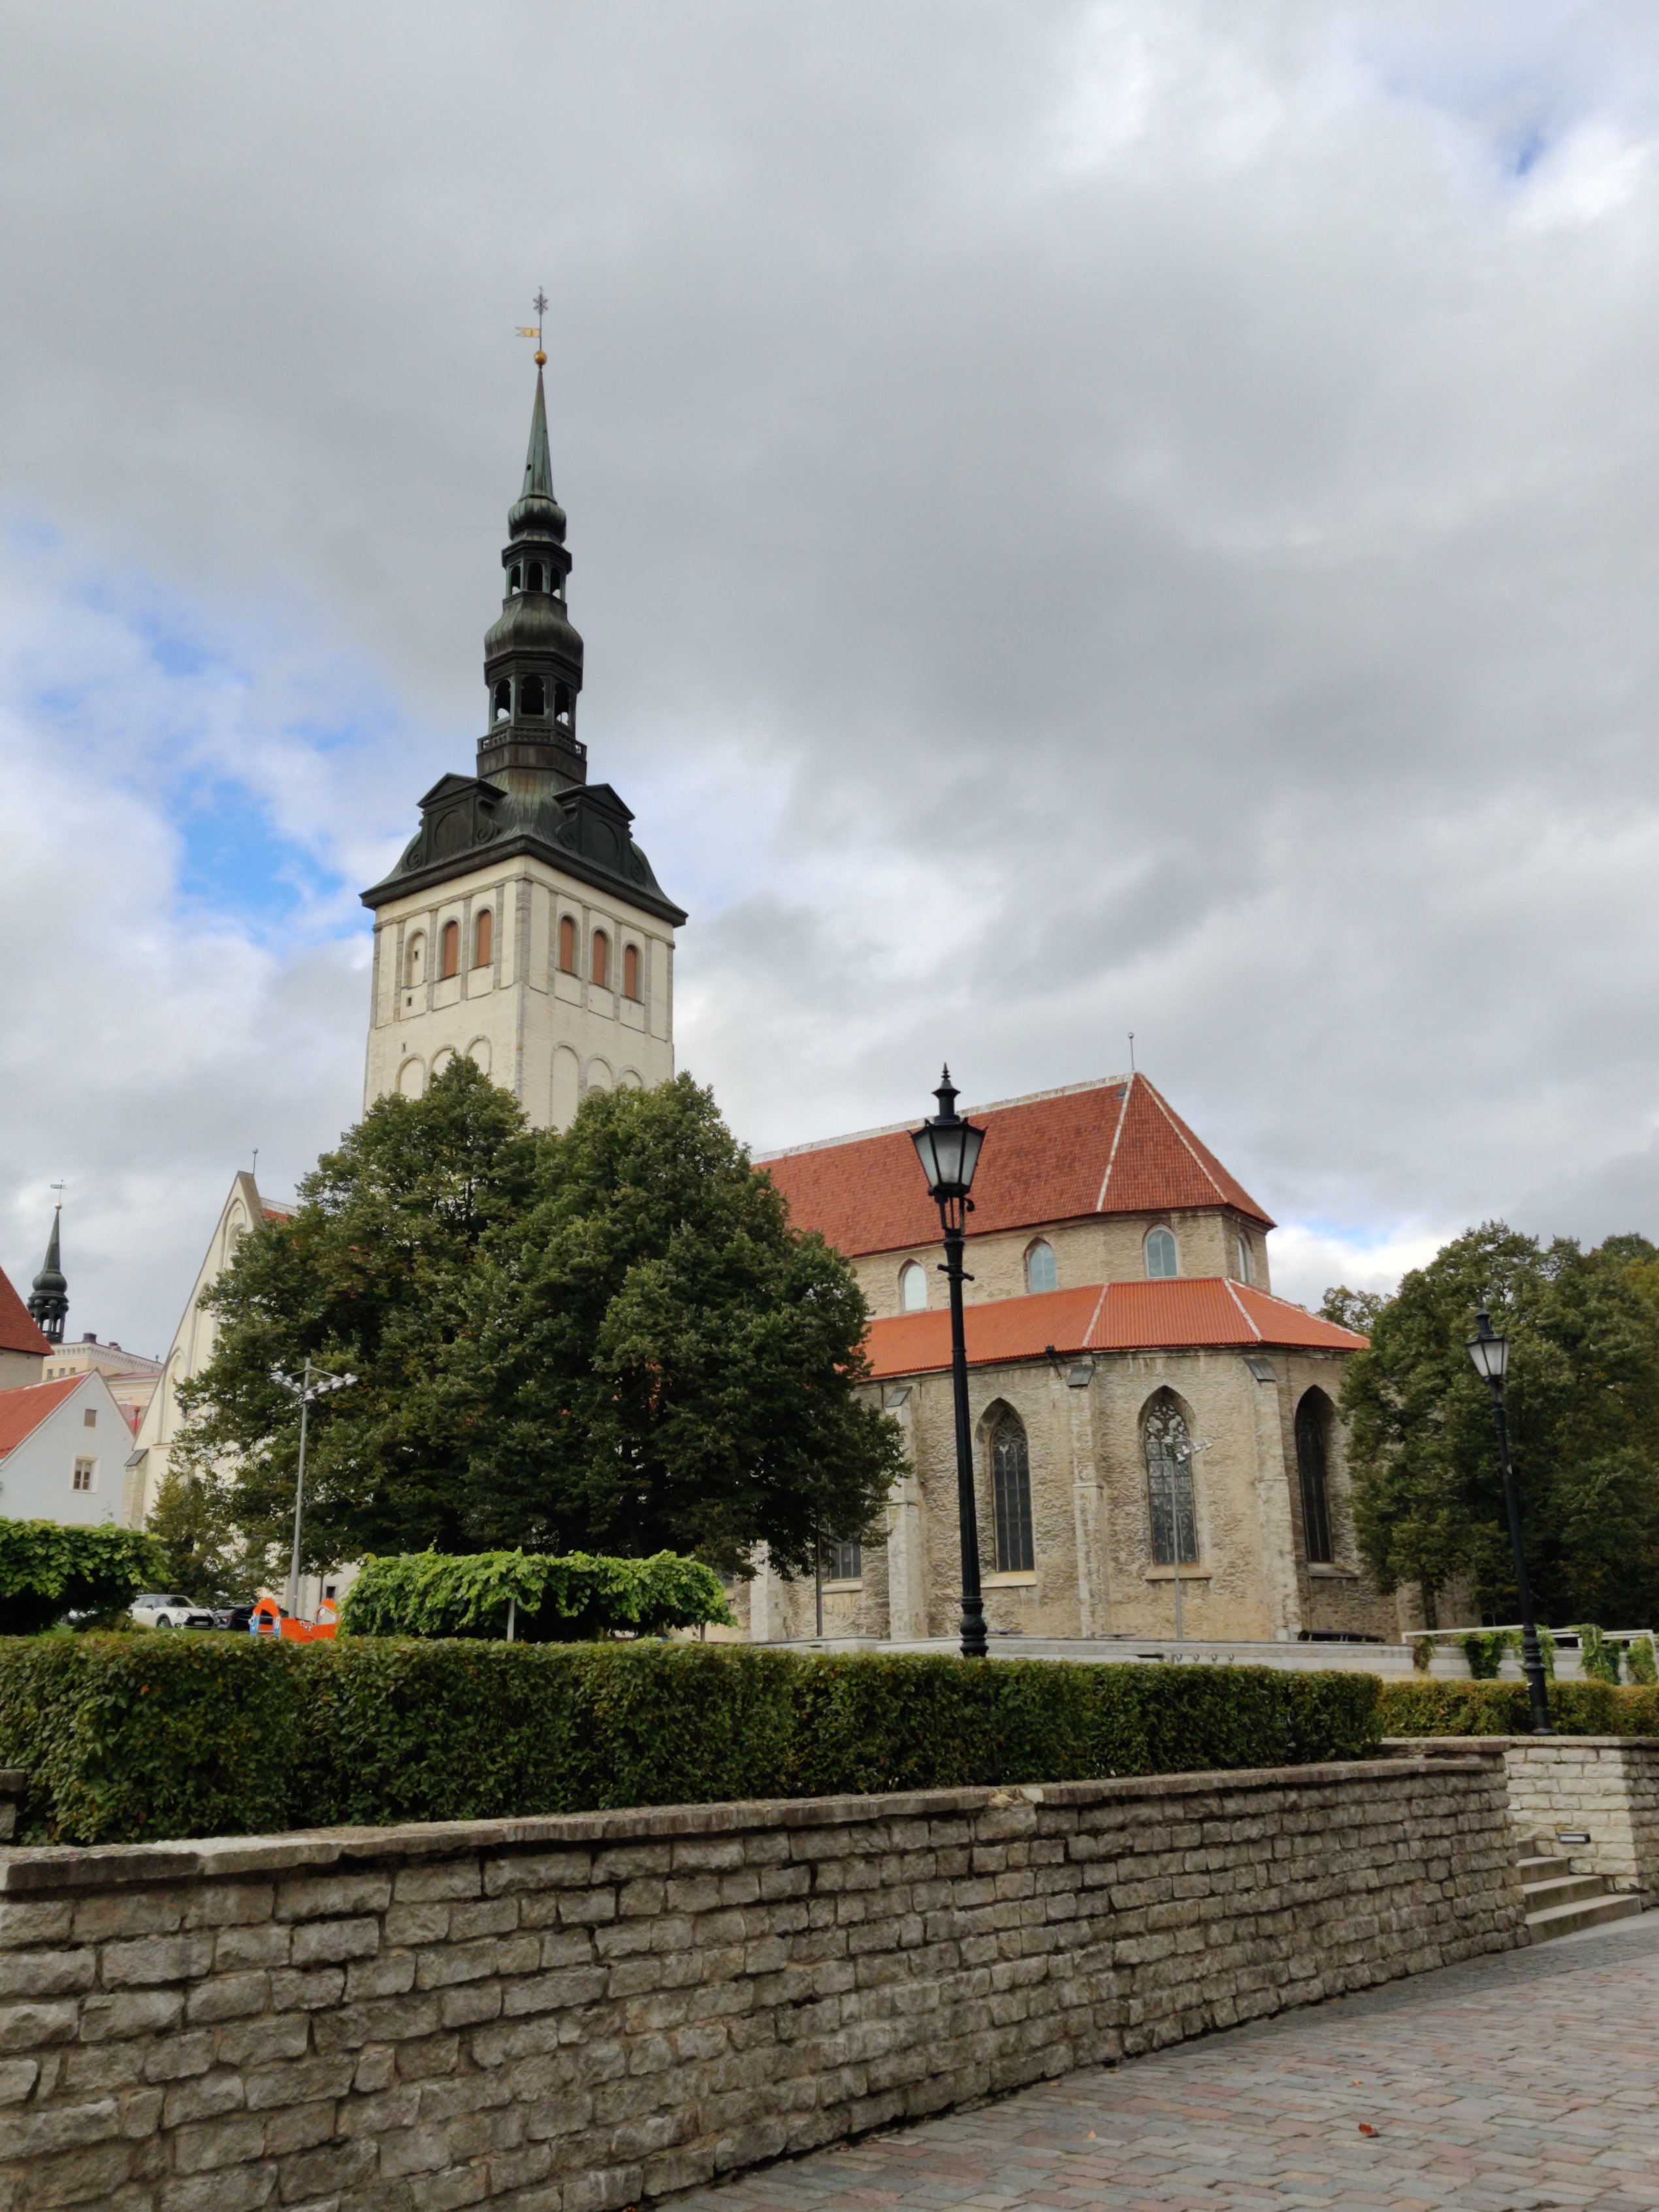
[662, 1915, 1659, 2212]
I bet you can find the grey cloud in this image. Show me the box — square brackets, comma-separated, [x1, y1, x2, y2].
[3, 0, 1659, 1339]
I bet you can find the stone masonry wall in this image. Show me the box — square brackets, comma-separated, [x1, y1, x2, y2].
[0, 1757, 1521, 2212]
[1393, 1736, 1659, 1897]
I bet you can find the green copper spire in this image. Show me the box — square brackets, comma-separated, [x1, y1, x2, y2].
[27, 1204, 67, 1346]
[522, 366, 553, 501]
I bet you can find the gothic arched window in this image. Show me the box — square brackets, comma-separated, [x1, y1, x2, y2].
[990, 1408, 1035, 1573]
[440, 920, 459, 979]
[1145, 1226, 1179, 1279]
[558, 915, 577, 974]
[521, 675, 547, 717]
[1144, 1393, 1199, 1565]
[1025, 1239, 1057, 1293]
[1234, 1226, 1253, 1284]
[472, 910, 492, 969]
[1295, 1390, 1335, 1565]
[492, 679, 511, 723]
[899, 1261, 927, 1312]
[592, 930, 609, 988]
[405, 933, 425, 987]
[622, 943, 641, 1000]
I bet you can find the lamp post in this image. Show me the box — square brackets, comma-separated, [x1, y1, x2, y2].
[1465, 1300, 1552, 1735]
[910, 1068, 988, 1659]
[270, 1359, 356, 1621]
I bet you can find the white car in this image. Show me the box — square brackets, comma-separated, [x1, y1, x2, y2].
[129, 1593, 217, 1631]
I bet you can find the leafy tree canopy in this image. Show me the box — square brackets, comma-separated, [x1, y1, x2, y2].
[174, 1062, 901, 1579]
[1336, 1222, 1659, 1628]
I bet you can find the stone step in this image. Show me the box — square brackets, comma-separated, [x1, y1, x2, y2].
[1518, 1855, 1562, 1879]
[1526, 1892, 1643, 1942]
[1521, 1872, 1609, 1911]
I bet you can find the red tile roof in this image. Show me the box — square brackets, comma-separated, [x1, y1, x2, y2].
[762, 1075, 1273, 1258]
[0, 1266, 50, 1360]
[0, 1374, 82, 1456]
[863, 1278, 1364, 1380]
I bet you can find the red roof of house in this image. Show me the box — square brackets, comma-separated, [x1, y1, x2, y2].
[762, 1074, 1273, 1258]
[0, 1374, 82, 1456]
[0, 1266, 50, 1360]
[863, 1278, 1364, 1380]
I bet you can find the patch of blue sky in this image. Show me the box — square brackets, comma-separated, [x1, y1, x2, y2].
[174, 781, 348, 939]
[1289, 1217, 1411, 1254]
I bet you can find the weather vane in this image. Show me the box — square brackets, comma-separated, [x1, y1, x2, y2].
[516, 289, 549, 366]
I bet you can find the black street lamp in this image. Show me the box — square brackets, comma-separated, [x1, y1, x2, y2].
[911, 1067, 989, 1659]
[1466, 1299, 1552, 1735]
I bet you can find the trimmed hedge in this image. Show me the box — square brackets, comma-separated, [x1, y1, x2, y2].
[0, 1638, 1383, 1847]
[0, 1523, 167, 1636]
[1377, 1678, 1659, 1737]
[340, 1550, 734, 1641]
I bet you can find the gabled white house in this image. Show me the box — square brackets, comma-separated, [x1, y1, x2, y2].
[125, 1171, 288, 1528]
[0, 1371, 126, 1525]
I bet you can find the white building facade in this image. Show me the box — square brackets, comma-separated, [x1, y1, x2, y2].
[0, 1372, 127, 1526]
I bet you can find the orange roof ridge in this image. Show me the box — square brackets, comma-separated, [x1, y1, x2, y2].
[754, 1073, 1134, 1163]
[0, 1374, 84, 1457]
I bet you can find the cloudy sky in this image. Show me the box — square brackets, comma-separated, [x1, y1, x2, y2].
[3, 0, 1658, 1353]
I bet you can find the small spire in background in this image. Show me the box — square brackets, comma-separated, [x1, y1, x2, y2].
[1128, 1032, 1136, 1075]
[28, 1186, 68, 1346]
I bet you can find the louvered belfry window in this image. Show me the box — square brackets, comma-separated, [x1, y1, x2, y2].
[991, 1410, 1035, 1574]
[1145, 1397, 1199, 1565]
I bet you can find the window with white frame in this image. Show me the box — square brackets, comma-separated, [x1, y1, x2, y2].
[899, 1261, 927, 1312]
[1025, 1239, 1057, 1293]
[1144, 1226, 1179, 1279]
[72, 1458, 97, 1493]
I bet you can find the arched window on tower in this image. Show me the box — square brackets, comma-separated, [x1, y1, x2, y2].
[520, 675, 547, 717]
[591, 930, 610, 988]
[1025, 1239, 1057, 1293]
[440, 920, 459, 979]
[508, 565, 522, 594]
[405, 934, 425, 987]
[492, 679, 511, 723]
[622, 943, 641, 1000]
[1144, 1226, 1179, 1279]
[472, 910, 492, 969]
[558, 915, 577, 974]
[989, 1408, 1035, 1573]
[1295, 1391, 1335, 1565]
[1144, 1393, 1199, 1565]
[554, 681, 572, 727]
[899, 1261, 927, 1312]
[526, 562, 544, 593]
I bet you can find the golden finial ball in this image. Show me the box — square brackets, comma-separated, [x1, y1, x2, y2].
[534, 351, 547, 366]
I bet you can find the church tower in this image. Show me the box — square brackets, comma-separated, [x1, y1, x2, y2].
[361, 359, 685, 1128]
[26, 1205, 67, 1345]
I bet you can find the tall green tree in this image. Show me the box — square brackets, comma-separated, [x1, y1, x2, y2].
[173, 1061, 900, 1578]
[1338, 1223, 1659, 1627]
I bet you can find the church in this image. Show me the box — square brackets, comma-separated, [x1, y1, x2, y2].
[346, 361, 1393, 1650]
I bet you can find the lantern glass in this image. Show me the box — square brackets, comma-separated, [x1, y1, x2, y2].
[1466, 1323, 1509, 1384]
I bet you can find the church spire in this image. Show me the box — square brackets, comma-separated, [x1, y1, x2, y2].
[27, 1204, 67, 1346]
[480, 350, 587, 791]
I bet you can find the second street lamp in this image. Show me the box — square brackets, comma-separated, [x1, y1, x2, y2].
[910, 1067, 989, 1660]
[270, 1359, 357, 1622]
[1466, 1299, 1552, 1736]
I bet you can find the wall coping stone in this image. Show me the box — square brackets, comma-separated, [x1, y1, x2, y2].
[1385, 1735, 1659, 1751]
[0, 1755, 1488, 1893]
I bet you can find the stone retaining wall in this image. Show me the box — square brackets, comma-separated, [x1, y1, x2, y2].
[0, 1756, 1522, 2212]
[1391, 1734, 1659, 1897]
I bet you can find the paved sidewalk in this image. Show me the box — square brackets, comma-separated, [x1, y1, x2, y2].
[664, 1914, 1659, 2212]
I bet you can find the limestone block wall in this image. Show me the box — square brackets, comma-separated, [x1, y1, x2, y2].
[0, 1757, 1520, 2211]
[1393, 1735, 1659, 1896]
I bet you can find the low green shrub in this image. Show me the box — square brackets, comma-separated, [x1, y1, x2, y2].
[0, 1638, 1383, 1847]
[0, 1523, 167, 1636]
[1377, 1677, 1659, 1737]
[339, 1550, 733, 1641]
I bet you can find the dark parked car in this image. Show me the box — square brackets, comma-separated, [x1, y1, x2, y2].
[212, 1603, 255, 1633]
